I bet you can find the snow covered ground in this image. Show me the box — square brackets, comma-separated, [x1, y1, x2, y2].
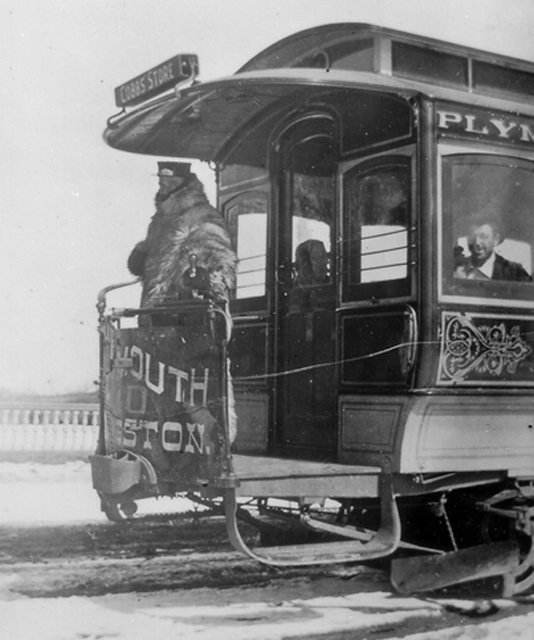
[1, 461, 534, 640]
[0, 460, 193, 524]
[2, 584, 533, 640]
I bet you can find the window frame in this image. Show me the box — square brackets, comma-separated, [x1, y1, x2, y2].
[340, 149, 416, 305]
[439, 145, 534, 308]
[224, 187, 271, 315]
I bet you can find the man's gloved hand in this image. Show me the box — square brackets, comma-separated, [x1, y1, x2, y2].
[128, 243, 148, 276]
[182, 254, 210, 295]
[183, 264, 210, 293]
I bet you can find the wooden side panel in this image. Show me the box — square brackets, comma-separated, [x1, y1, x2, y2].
[233, 392, 268, 454]
[400, 396, 534, 475]
[338, 396, 407, 466]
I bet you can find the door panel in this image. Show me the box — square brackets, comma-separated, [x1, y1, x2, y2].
[279, 292, 337, 451]
[273, 116, 338, 456]
[339, 152, 417, 391]
[340, 306, 417, 388]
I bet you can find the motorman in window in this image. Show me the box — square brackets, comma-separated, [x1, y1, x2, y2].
[454, 217, 532, 282]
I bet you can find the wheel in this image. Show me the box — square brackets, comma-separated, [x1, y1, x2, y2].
[120, 501, 138, 517]
[99, 494, 138, 522]
[102, 501, 126, 522]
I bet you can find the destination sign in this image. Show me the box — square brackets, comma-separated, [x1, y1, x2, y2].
[437, 103, 534, 148]
[114, 54, 199, 108]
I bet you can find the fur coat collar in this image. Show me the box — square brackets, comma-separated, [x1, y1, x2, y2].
[154, 175, 208, 217]
[139, 173, 237, 307]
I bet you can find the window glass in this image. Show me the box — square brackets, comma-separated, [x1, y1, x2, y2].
[291, 173, 334, 287]
[343, 158, 411, 300]
[293, 39, 374, 72]
[219, 164, 267, 190]
[226, 193, 268, 299]
[443, 155, 534, 298]
[473, 61, 534, 99]
[392, 42, 468, 88]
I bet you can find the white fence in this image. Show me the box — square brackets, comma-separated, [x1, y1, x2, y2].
[0, 403, 99, 453]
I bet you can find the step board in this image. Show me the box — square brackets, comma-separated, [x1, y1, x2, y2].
[224, 474, 400, 567]
[231, 454, 381, 498]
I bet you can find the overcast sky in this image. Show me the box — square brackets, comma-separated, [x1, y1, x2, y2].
[2, 0, 534, 395]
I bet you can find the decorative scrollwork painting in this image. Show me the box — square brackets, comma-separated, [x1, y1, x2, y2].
[438, 313, 533, 385]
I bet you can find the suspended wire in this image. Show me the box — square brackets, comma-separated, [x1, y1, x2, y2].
[234, 339, 439, 382]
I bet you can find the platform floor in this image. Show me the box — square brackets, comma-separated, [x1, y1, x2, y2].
[231, 455, 381, 498]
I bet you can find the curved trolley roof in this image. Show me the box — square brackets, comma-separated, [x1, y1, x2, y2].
[104, 23, 534, 163]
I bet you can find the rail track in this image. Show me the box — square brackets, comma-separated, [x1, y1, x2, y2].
[0, 512, 388, 597]
[2, 489, 534, 639]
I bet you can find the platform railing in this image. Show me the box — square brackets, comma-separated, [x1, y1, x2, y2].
[0, 403, 99, 453]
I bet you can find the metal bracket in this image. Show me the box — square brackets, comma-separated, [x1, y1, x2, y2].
[223, 473, 401, 567]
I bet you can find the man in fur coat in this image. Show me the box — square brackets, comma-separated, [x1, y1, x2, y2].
[128, 161, 238, 442]
[128, 162, 237, 308]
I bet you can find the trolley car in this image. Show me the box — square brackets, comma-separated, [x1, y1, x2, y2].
[91, 23, 534, 595]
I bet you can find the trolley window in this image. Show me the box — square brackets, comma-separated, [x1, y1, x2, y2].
[289, 142, 335, 289]
[342, 156, 412, 302]
[226, 190, 269, 307]
[442, 154, 534, 301]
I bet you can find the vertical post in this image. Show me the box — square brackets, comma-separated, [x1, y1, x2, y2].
[211, 300, 236, 481]
[415, 97, 439, 388]
[96, 308, 108, 455]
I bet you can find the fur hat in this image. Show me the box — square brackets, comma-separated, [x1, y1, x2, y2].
[157, 161, 191, 178]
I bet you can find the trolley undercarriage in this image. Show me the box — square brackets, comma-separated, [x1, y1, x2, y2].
[91, 447, 534, 596]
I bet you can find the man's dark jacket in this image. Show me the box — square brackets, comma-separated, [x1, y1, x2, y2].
[492, 253, 532, 282]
